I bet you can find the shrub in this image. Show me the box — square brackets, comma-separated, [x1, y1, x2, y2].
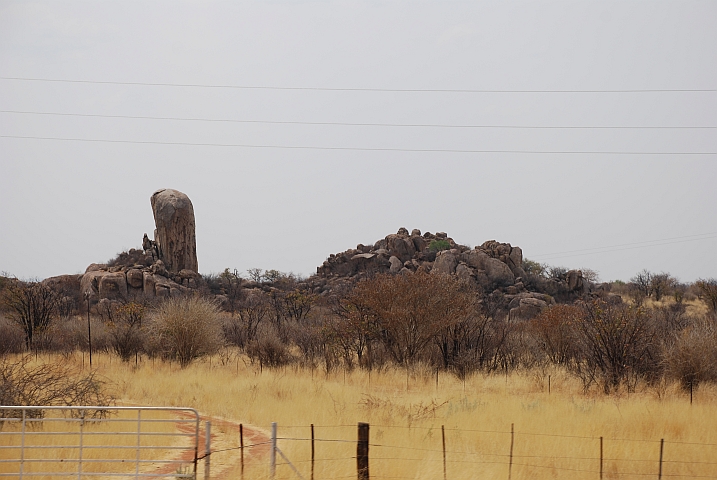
[530, 304, 582, 364]
[348, 272, 475, 366]
[695, 279, 717, 312]
[664, 319, 717, 390]
[2, 280, 60, 349]
[573, 301, 658, 393]
[150, 296, 222, 367]
[108, 302, 147, 362]
[107, 248, 152, 268]
[246, 332, 293, 369]
[428, 239, 451, 252]
[0, 356, 114, 418]
[0, 317, 25, 354]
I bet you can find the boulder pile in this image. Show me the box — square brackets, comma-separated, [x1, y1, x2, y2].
[79, 254, 201, 302]
[77, 188, 201, 304]
[315, 227, 594, 320]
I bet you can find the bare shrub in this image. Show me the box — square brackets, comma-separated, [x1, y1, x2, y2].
[695, 279, 717, 312]
[348, 272, 475, 367]
[0, 356, 114, 418]
[41, 317, 112, 355]
[246, 329, 293, 369]
[285, 314, 330, 369]
[651, 273, 676, 302]
[664, 319, 717, 390]
[573, 301, 658, 393]
[223, 290, 270, 349]
[530, 304, 582, 365]
[107, 248, 152, 268]
[150, 296, 222, 368]
[0, 317, 25, 354]
[108, 302, 147, 362]
[630, 270, 653, 300]
[2, 279, 60, 349]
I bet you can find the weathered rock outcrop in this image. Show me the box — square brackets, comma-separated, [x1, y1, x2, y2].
[314, 227, 600, 321]
[76, 189, 201, 302]
[317, 228, 524, 292]
[150, 189, 198, 273]
[78, 251, 202, 302]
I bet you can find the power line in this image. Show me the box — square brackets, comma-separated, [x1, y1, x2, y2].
[532, 234, 717, 262]
[2, 135, 716, 155]
[530, 232, 717, 259]
[1, 77, 715, 93]
[2, 109, 714, 130]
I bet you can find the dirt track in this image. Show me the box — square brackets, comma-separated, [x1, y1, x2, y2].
[153, 414, 271, 479]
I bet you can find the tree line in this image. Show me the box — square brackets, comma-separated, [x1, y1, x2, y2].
[1, 266, 717, 394]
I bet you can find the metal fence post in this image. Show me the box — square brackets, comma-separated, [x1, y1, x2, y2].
[135, 410, 142, 477]
[204, 421, 211, 479]
[311, 424, 315, 480]
[658, 439, 664, 480]
[19, 409, 26, 480]
[78, 411, 85, 480]
[271, 422, 277, 479]
[442, 425, 446, 480]
[508, 423, 514, 480]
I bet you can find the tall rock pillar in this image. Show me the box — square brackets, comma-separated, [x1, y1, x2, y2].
[150, 188, 198, 273]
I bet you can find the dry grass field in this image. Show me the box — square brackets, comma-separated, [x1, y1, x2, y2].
[0, 405, 196, 479]
[4, 351, 717, 479]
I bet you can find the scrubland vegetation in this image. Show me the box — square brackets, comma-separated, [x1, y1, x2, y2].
[2, 265, 717, 478]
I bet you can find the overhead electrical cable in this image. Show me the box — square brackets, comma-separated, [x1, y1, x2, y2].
[531, 234, 717, 261]
[1, 77, 715, 93]
[1, 110, 714, 130]
[1, 134, 716, 155]
[530, 232, 717, 258]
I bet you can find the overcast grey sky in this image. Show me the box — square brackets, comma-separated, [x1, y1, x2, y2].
[1, 1, 715, 283]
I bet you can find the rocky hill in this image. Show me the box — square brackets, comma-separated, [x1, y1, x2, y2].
[309, 227, 617, 320]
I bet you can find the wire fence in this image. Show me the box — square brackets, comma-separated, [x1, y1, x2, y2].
[239, 422, 717, 480]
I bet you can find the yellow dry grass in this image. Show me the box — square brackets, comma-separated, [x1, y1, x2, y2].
[0, 388, 198, 479]
[4, 351, 717, 479]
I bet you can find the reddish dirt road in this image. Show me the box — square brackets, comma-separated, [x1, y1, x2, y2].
[152, 413, 271, 479]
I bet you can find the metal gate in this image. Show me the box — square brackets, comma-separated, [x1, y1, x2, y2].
[0, 406, 200, 479]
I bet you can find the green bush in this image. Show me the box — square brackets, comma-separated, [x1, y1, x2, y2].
[428, 239, 451, 252]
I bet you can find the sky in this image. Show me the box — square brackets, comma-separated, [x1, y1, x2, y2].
[0, 1, 715, 283]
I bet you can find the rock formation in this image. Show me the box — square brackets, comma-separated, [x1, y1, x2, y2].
[150, 189, 198, 273]
[313, 227, 610, 321]
[76, 189, 200, 303]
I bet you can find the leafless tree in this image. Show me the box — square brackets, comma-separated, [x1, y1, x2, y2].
[108, 302, 146, 362]
[650, 272, 677, 301]
[219, 268, 243, 316]
[2, 280, 60, 350]
[573, 300, 657, 393]
[695, 278, 717, 312]
[630, 269, 652, 296]
[349, 272, 475, 367]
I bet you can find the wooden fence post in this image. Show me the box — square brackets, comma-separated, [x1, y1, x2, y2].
[311, 424, 315, 480]
[508, 423, 514, 480]
[442, 425, 447, 480]
[204, 421, 211, 480]
[357, 422, 369, 480]
[658, 439, 664, 480]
